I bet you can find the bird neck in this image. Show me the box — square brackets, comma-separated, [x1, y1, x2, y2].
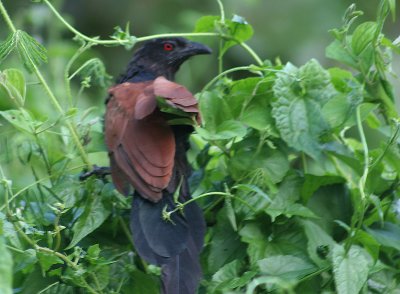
[118, 59, 177, 84]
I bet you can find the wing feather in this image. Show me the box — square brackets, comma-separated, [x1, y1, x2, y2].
[153, 77, 200, 113]
[105, 78, 201, 202]
[105, 82, 175, 202]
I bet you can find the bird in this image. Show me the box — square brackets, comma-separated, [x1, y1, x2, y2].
[104, 37, 212, 294]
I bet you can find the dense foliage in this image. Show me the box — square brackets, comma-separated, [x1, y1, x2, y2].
[0, 0, 399, 293]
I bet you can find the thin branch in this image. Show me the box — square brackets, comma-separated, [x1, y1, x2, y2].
[41, 0, 265, 66]
[239, 42, 263, 66]
[0, 2, 92, 168]
[0, 0, 16, 33]
[0, 164, 86, 211]
[216, 0, 226, 23]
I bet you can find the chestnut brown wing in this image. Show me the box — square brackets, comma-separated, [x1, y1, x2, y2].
[105, 82, 175, 202]
[153, 76, 201, 117]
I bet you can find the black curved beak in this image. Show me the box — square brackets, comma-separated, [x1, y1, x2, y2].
[184, 41, 212, 57]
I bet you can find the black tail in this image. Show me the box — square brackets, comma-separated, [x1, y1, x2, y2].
[131, 194, 205, 294]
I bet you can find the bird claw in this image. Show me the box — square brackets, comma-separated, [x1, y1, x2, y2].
[79, 165, 111, 181]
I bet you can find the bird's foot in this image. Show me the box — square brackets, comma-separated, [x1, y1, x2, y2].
[79, 165, 111, 181]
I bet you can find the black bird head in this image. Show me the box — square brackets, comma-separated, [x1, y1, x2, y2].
[123, 37, 212, 82]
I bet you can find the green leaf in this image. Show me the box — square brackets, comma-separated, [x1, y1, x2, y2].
[257, 255, 317, 280]
[326, 39, 358, 68]
[124, 270, 159, 294]
[227, 77, 275, 131]
[365, 222, 400, 251]
[322, 72, 364, 129]
[0, 30, 47, 72]
[266, 175, 318, 221]
[199, 90, 233, 132]
[0, 109, 35, 134]
[246, 276, 296, 294]
[0, 221, 13, 294]
[388, 0, 396, 21]
[78, 58, 112, 88]
[272, 60, 336, 158]
[328, 67, 355, 91]
[301, 220, 336, 267]
[198, 89, 249, 141]
[230, 138, 289, 184]
[194, 14, 254, 53]
[222, 16, 254, 53]
[87, 244, 101, 260]
[0, 68, 26, 106]
[62, 266, 89, 288]
[13, 249, 37, 274]
[241, 103, 274, 131]
[225, 196, 237, 232]
[353, 230, 381, 261]
[90, 263, 110, 290]
[111, 24, 137, 50]
[67, 184, 111, 248]
[227, 77, 263, 117]
[332, 244, 371, 294]
[233, 184, 271, 202]
[52, 176, 82, 209]
[14, 30, 48, 72]
[36, 283, 75, 294]
[194, 15, 220, 32]
[351, 22, 378, 55]
[267, 202, 317, 221]
[239, 222, 269, 264]
[209, 260, 257, 293]
[301, 174, 344, 202]
[232, 189, 270, 220]
[0, 33, 15, 64]
[37, 251, 64, 272]
[343, 102, 379, 127]
[197, 120, 247, 141]
[19, 270, 61, 294]
[0, 213, 21, 248]
[208, 207, 247, 273]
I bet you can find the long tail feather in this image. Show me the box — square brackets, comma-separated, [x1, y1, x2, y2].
[161, 237, 202, 294]
[130, 194, 205, 293]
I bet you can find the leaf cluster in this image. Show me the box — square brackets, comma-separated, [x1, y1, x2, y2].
[0, 0, 399, 294]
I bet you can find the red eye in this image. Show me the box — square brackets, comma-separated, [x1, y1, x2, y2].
[163, 43, 174, 51]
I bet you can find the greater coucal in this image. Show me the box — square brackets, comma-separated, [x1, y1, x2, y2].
[105, 37, 211, 294]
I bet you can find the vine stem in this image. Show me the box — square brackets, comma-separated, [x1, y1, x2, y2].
[202, 64, 285, 94]
[202, 66, 256, 92]
[43, 0, 218, 45]
[216, 0, 225, 23]
[41, 0, 264, 66]
[345, 105, 370, 252]
[0, 0, 16, 32]
[31, 61, 92, 167]
[0, 164, 86, 211]
[11, 219, 100, 294]
[356, 104, 369, 201]
[0, 1, 92, 168]
[64, 43, 93, 107]
[166, 191, 256, 218]
[239, 42, 263, 66]
[0, 165, 13, 216]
